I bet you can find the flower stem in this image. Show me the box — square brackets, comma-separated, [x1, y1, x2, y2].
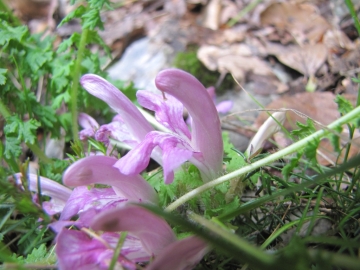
[166, 105, 360, 212]
[71, 28, 89, 142]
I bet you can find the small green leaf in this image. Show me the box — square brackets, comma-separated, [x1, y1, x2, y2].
[335, 95, 354, 115]
[58, 5, 87, 27]
[25, 50, 53, 72]
[0, 68, 7, 85]
[0, 22, 28, 46]
[291, 118, 316, 139]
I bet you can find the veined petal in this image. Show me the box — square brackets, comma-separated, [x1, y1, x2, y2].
[155, 69, 223, 182]
[56, 229, 140, 270]
[80, 74, 153, 144]
[115, 131, 194, 184]
[14, 173, 72, 215]
[137, 90, 191, 140]
[147, 236, 209, 270]
[95, 121, 137, 147]
[60, 187, 127, 226]
[63, 156, 158, 204]
[91, 205, 176, 256]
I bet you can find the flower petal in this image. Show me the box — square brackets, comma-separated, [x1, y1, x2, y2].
[216, 100, 233, 114]
[63, 156, 158, 204]
[59, 186, 126, 226]
[14, 173, 72, 215]
[137, 90, 191, 140]
[155, 69, 223, 181]
[115, 131, 194, 184]
[56, 229, 139, 270]
[78, 113, 100, 140]
[91, 205, 176, 256]
[80, 74, 153, 144]
[147, 236, 209, 270]
[95, 121, 137, 147]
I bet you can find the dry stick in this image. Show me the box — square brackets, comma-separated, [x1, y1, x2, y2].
[166, 105, 360, 212]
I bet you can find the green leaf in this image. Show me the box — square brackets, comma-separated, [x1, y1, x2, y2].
[291, 118, 316, 139]
[282, 152, 303, 180]
[0, 22, 28, 46]
[22, 120, 40, 144]
[56, 33, 81, 53]
[0, 68, 7, 85]
[82, 8, 104, 30]
[24, 244, 47, 263]
[4, 136, 22, 159]
[25, 50, 53, 72]
[335, 95, 354, 115]
[58, 5, 87, 27]
[303, 138, 320, 165]
[4, 115, 40, 145]
[88, 0, 112, 9]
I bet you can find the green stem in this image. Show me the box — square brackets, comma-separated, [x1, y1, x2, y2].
[71, 28, 89, 142]
[108, 231, 127, 270]
[166, 105, 360, 212]
[345, 0, 360, 36]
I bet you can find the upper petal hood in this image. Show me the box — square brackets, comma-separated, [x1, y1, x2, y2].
[80, 74, 153, 144]
[155, 69, 223, 181]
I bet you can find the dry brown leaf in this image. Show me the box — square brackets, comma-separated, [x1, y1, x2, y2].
[260, 2, 330, 45]
[202, 0, 222, 30]
[328, 40, 360, 74]
[323, 29, 355, 53]
[266, 42, 328, 76]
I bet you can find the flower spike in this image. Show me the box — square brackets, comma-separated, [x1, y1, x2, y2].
[155, 69, 223, 181]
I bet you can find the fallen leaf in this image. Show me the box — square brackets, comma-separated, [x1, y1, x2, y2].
[202, 0, 222, 30]
[323, 29, 355, 53]
[266, 42, 328, 76]
[260, 2, 330, 45]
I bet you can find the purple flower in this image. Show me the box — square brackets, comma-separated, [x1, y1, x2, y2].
[80, 69, 224, 183]
[14, 173, 72, 216]
[55, 157, 208, 269]
[78, 113, 100, 140]
[56, 229, 147, 270]
[89, 204, 209, 270]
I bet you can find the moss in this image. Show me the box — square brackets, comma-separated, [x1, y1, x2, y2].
[173, 48, 234, 93]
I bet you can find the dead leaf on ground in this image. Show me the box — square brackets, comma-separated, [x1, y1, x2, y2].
[266, 42, 328, 77]
[323, 29, 355, 53]
[328, 40, 360, 74]
[260, 2, 330, 45]
[202, 0, 222, 30]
